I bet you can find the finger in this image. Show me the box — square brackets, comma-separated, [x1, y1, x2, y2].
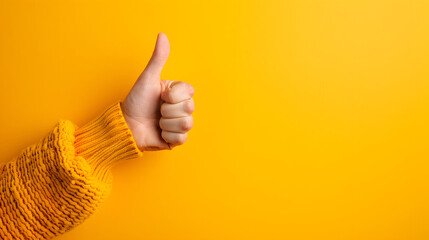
[161, 81, 195, 104]
[161, 79, 175, 93]
[161, 131, 188, 145]
[143, 32, 170, 78]
[159, 116, 193, 133]
[160, 98, 195, 118]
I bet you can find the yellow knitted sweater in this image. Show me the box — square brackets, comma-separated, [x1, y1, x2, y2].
[0, 102, 143, 239]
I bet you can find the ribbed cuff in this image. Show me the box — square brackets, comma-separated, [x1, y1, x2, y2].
[74, 102, 143, 179]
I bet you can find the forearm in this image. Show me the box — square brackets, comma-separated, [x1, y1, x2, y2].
[0, 102, 143, 239]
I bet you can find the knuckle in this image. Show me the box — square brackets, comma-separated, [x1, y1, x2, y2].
[184, 99, 195, 114]
[181, 117, 193, 131]
[186, 83, 195, 96]
[177, 133, 187, 145]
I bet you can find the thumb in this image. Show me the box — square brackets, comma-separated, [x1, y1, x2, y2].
[143, 32, 170, 78]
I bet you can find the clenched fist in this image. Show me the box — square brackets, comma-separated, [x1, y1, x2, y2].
[121, 33, 195, 151]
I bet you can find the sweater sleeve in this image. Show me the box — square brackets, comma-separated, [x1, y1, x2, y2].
[0, 101, 143, 239]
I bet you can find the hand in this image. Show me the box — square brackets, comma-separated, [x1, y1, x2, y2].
[121, 33, 195, 151]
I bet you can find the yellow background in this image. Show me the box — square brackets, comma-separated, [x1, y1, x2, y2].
[1, 0, 429, 239]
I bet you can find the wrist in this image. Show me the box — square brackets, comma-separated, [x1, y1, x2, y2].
[120, 102, 147, 152]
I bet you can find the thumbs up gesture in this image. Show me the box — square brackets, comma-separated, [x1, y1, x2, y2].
[121, 33, 195, 151]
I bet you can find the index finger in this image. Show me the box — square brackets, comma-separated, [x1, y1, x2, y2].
[161, 81, 195, 104]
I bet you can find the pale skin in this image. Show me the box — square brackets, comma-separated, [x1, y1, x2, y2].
[120, 33, 195, 151]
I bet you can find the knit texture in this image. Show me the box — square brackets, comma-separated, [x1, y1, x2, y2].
[0, 102, 143, 239]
